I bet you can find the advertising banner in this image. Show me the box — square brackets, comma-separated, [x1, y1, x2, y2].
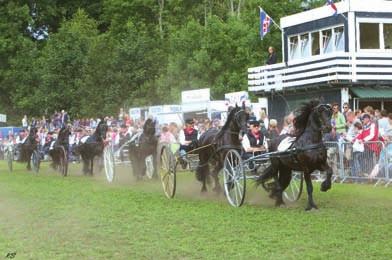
[181, 88, 210, 103]
[224, 91, 250, 106]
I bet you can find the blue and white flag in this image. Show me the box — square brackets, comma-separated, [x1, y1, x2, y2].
[259, 7, 272, 40]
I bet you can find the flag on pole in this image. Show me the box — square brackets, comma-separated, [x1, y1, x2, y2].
[327, 0, 338, 16]
[259, 7, 271, 40]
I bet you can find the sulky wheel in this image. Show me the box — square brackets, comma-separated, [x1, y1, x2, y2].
[223, 149, 246, 207]
[31, 150, 40, 173]
[160, 145, 176, 198]
[58, 146, 68, 177]
[145, 155, 154, 179]
[283, 171, 304, 203]
[103, 145, 115, 183]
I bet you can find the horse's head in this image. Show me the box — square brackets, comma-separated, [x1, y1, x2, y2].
[314, 104, 333, 133]
[96, 120, 108, 140]
[28, 126, 38, 138]
[231, 103, 249, 141]
[58, 125, 71, 142]
[143, 118, 156, 137]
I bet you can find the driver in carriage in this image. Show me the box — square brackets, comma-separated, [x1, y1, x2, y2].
[179, 118, 198, 169]
[241, 119, 268, 170]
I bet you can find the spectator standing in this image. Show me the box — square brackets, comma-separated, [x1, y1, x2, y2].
[268, 119, 280, 140]
[342, 102, 351, 122]
[61, 109, 69, 127]
[159, 124, 176, 144]
[353, 113, 380, 174]
[378, 109, 390, 137]
[22, 115, 28, 129]
[280, 113, 295, 135]
[331, 102, 346, 140]
[266, 46, 277, 65]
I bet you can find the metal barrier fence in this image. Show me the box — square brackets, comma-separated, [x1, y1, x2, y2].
[324, 140, 391, 187]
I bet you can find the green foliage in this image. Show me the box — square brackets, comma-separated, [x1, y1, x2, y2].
[1, 0, 311, 120]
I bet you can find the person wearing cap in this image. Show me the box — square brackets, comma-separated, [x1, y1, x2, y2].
[241, 120, 267, 165]
[178, 119, 198, 169]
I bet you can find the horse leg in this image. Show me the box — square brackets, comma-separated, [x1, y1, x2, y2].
[304, 173, 318, 211]
[140, 160, 146, 178]
[90, 159, 94, 175]
[212, 162, 222, 194]
[196, 163, 208, 193]
[320, 164, 333, 192]
[152, 153, 158, 179]
[26, 151, 32, 171]
[273, 166, 292, 207]
[81, 154, 88, 175]
[133, 160, 142, 180]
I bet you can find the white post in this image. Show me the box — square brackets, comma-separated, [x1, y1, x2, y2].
[348, 8, 357, 82]
[341, 87, 350, 108]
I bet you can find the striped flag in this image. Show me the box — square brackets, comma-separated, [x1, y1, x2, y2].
[327, 0, 338, 16]
[259, 8, 271, 40]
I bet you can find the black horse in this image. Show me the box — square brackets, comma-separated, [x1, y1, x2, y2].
[257, 100, 333, 210]
[128, 118, 158, 180]
[18, 126, 39, 170]
[48, 125, 71, 175]
[73, 121, 108, 175]
[196, 104, 249, 193]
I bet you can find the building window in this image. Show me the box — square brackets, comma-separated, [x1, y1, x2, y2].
[289, 36, 300, 60]
[384, 23, 392, 49]
[322, 29, 333, 54]
[334, 27, 345, 51]
[311, 31, 320, 55]
[300, 33, 310, 58]
[359, 23, 380, 49]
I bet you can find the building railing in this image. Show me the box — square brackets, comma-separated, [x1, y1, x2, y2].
[248, 52, 392, 92]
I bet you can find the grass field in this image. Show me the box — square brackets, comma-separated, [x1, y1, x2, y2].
[0, 161, 391, 259]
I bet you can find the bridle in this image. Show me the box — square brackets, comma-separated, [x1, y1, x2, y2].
[313, 104, 332, 133]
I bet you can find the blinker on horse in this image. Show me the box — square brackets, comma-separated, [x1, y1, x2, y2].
[257, 100, 333, 210]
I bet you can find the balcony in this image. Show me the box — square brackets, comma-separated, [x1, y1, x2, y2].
[248, 52, 392, 93]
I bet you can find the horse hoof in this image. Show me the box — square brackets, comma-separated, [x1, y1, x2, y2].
[305, 205, 319, 211]
[320, 181, 331, 192]
[213, 187, 222, 194]
[275, 201, 285, 207]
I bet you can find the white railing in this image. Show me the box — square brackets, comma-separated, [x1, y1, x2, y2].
[248, 52, 392, 92]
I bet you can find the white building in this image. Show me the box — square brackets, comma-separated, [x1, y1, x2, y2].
[248, 0, 392, 121]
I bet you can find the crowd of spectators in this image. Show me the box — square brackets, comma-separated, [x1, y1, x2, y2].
[2, 103, 392, 180]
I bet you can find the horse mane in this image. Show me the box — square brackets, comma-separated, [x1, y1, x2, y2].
[293, 99, 320, 137]
[58, 126, 70, 143]
[215, 106, 241, 140]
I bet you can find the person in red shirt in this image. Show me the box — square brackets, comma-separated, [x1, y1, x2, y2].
[353, 113, 381, 175]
